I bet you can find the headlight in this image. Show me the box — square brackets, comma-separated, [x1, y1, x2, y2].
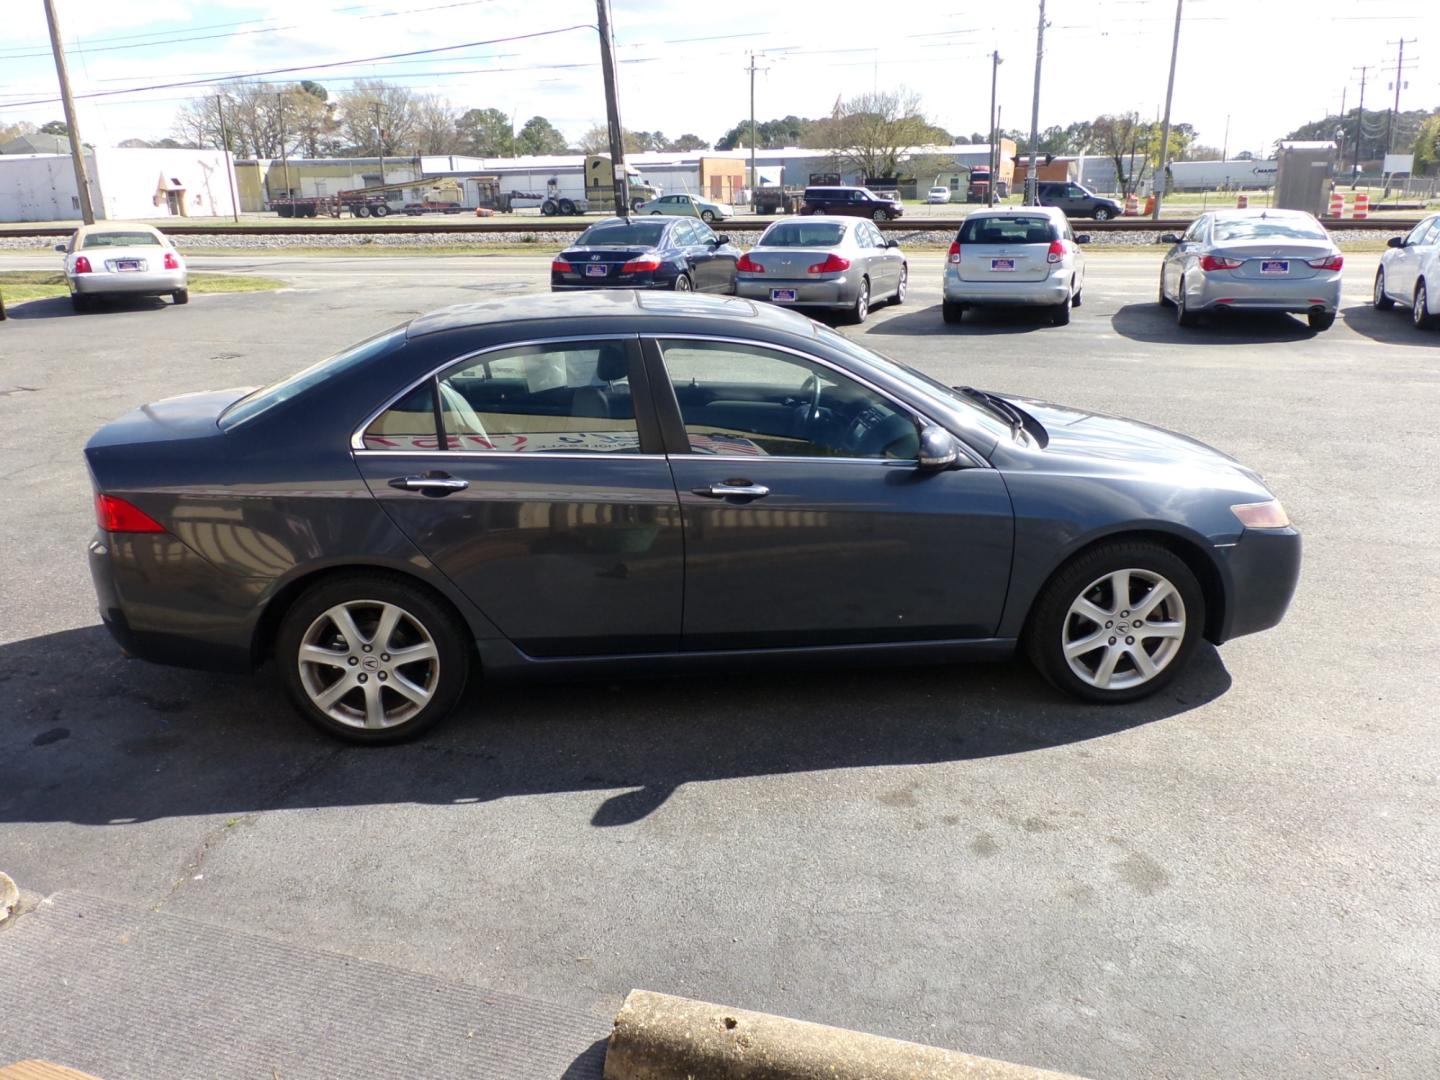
[1231, 500, 1290, 529]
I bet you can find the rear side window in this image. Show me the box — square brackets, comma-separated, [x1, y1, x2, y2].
[956, 216, 1057, 245]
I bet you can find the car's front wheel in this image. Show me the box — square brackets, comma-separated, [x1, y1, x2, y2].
[276, 574, 471, 743]
[893, 265, 907, 305]
[1026, 541, 1204, 703]
[872, 209, 889, 222]
[701, 210, 715, 223]
[1373, 268, 1395, 310]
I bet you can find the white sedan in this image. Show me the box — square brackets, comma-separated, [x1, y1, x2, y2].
[927, 186, 952, 204]
[57, 223, 188, 312]
[1374, 212, 1440, 330]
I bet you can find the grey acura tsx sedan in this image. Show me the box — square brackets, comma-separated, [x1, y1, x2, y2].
[85, 292, 1300, 743]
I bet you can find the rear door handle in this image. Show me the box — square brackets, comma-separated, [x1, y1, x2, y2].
[693, 482, 770, 499]
[389, 473, 469, 495]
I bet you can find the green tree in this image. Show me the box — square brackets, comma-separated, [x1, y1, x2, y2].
[515, 115, 567, 155]
[669, 133, 709, 152]
[715, 115, 815, 151]
[1413, 113, 1440, 175]
[39, 120, 69, 136]
[455, 107, 513, 156]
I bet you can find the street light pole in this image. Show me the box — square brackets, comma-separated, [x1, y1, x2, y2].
[1025, 0, 1047, 205]
[595, 0, 630, 217]
[41, 0, 96, 224]
[1151, 0, 1183, 220]
[988, 50, 1002, 207]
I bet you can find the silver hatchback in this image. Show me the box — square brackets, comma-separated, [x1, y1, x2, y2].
[735, 216, 907, 324]
[941, 206, 1089, 326]
[1159, 209, 1343, 331]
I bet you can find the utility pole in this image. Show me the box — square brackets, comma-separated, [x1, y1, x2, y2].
[1383, 38, 1415, 157]
[594, 0, 630, 217]
[1352, 64, 1369, 186]
[276, 94, 292, 199]
[1151, 0, 1183, 220]
[987, 50, 1002, 207]
[42, 0, 95, 224]
[748, 52, 758, 212]
[372, 102, 386, 185]
[1025, 0, 1047, 204]
[215, 95, 240, 223]
[1221, 114, 1230, 162]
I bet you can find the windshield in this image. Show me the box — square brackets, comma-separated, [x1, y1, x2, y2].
[82, 232, 163, 248]
[812, 327, 1012, 444]
[218, 326, 406, 430]
[1213, 217, 1327, 242]
[957, 215, 1057, 245]
[759, 222, 846, 247]
[576, 222, 668, 246]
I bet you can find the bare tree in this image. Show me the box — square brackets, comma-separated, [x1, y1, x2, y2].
[337, 81, 421, 157]
[411, 94, 458, 155]
[805, 89, 939, 180]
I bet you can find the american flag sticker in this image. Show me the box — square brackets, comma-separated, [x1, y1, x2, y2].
[688, 431, 767, 456]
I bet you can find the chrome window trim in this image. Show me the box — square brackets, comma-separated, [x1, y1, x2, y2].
[651, 332, 990, 468]
[349, 333, 643, 452]
[354, 450, 660, 460]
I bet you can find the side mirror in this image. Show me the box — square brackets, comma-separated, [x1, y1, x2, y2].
[1075, 235, 1092, 245]
[713, 234, 730, 246]
[1159, 233, 1181, 244]
[1387, 235, 1405, 248]
[886, 239, 900, 248]
[917, 425, 960, 471]
[54, 243, 67, 252]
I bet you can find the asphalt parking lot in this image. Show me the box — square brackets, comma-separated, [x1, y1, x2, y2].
[1, 250, 1438, 1079]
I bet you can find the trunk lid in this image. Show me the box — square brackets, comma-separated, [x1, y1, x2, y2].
[1211, 241, 1333, 281]
[86, 388, 255, 453]
[743, 247, 840, 279]
[559, 245, 653, 282]
[957, 242, 1052, 283]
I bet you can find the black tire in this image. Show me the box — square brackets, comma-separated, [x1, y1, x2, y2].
[276, 206, 294, 218]
[1025, 540, 1205, 704]
[847, 277, 870, 324]
[672, 273, 693, 292]
[872, 209, 889, 222]
[540, 201, 557, 217]
[1093, 206, 1113, 221]
[1051, 295, 1072, 326]
[275, 573, 471, 744]
[70, 293, 89, 313]
[892, 265, 907, 305]
[1414, 281, 1436, 329]
[1308, 310, 1335, 331]
[371, 204, 389, 218]
[1373, 268, 1395, 310]
[942, 300, 964, 324]
[1175, 278, 1199, 327]
[172, 289, 189, 305]
[558, 199, 576, 216]
[354, 204, 371, 219]
[700, 210, 715, 223]
[650, 211, 662, 215]
[631, 198, 646, 213]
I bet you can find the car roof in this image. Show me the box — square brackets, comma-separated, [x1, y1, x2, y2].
[406, 290, 818, 338]
[1208, 208, 1317, 221]
[962, 206, 1067, 222]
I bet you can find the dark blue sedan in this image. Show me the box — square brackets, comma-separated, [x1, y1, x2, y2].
[85, 293, 1300, 743]
[551, 216, 739, 293]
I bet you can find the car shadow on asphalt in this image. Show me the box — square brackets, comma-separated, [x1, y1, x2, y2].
[0, 624, 1232, 829]
[1339, 303, 1440, 346]
[864, 305, 1055, 336]
[2, 295, 171, 320]
[1111, 302, 1319, 345]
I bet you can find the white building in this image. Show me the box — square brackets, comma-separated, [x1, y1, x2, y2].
[0, 146, 240, 223]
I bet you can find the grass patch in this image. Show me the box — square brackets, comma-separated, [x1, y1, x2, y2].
[0, 270, 286, 306]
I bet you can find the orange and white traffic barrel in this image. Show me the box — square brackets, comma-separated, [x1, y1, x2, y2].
[1352, 192, 1369, 220]
[1236, 193, 1249, 209]
[1123, 193, 1139, 216]
[1327, 190, 1345, 218]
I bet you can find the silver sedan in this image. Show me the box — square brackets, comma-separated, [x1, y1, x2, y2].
[1158, 209, 1343, 331]
[735, 216, 907, 324]
[58, 223, 188, 312]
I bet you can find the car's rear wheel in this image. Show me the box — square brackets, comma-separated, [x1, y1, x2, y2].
[1026, 541, 1204, 703]
[172, 289, 189, 305]
[1093, 207, 1113, 221]
[1308, 309, 1336, 331]
[701, 210, 715, 223]
[70, 293, 90, 312]
[672, 273, 693, 292]
[1414, 281, 1436, 329]
[1158, 275, 1174, 307]
[942, 300, 964, 324]
[1373, 268, 1395, 310]
[847, 277, 870, 324]
[1176, 278, 1199, 327]
[276, 574, 471, 744]
[1051, 294, 1072, 325]
[650, 211, 662, 215]
[872, 209, 889, 222]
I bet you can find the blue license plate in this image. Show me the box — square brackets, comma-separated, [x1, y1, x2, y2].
[770, 288, 797, 302]
[990, 258, 1016, 271]
[116, 259, 142, 271]
[1260, 260, 1289, 275]
[585, 264, 609, 277]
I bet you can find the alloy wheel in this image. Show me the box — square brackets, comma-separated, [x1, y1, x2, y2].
[297, 600, 440, 730]
[1415, 282, 1432, 328]
[1062, 568, 1186, 691]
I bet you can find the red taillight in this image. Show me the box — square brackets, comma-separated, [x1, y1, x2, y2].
[947, 241, 961, 265]
[163, 251, 180, 270]
[620, 255, 662, 273]
[95, 494, 166, 534]
[736, 253, 764, 273]
[74, 255, 92, 274]
[1047, 240, 1066, 264]
[551, 258, 572, 273]
[1306, 254, 1343, 271]
[1200, 255, 1243, 272]
[806, 253, 850, 274]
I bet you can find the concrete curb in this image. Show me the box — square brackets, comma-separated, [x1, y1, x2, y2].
[603, 990, 1088, 1080]
[0, 873, 17, 924]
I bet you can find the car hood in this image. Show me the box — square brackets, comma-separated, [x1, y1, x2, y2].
[1001, 395, 1268, 489]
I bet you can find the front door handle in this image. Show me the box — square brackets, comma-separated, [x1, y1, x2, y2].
[389, 473, 469, 495]
[693, 481, 770, 499]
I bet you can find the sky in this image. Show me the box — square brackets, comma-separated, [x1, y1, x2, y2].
[1, 0, 1433, 157]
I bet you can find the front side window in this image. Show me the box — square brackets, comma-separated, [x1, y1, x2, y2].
[657, 340, 918, 460]
[1404, 218, 1435, 246]
[362, 341, 641, 454]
